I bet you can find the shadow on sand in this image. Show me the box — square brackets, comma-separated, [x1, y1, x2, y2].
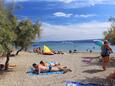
[83, 69, 103, 74]
[81, 56, 100, 59]
[80, 77, 108, 85]
[0, 69, 14, 75]
[82, 56, 115, 68]
[0, 69, 14, 80]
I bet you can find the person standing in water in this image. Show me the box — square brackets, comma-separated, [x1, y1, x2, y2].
[101, 40, 113, 71]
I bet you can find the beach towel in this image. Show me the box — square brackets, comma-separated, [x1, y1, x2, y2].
[66, 81, 104, 86]
[27, 68, 64, 76]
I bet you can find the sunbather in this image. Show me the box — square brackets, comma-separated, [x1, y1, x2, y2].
[32, 61, 71, 74]
[43, 61, 62, 67]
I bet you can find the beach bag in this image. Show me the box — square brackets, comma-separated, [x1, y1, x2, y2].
[101, 46, 110, 56]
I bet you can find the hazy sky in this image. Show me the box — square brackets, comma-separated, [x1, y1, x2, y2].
[5, 0, 115, 41]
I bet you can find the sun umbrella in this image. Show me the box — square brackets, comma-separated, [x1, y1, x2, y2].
[93, 40, 103, 47]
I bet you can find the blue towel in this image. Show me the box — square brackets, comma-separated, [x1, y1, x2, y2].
[27, 68, 64, 76]
[66, 81, 104, 86]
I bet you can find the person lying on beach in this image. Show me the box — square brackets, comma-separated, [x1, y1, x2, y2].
[41, 61, 60, 67]
[42, 61, 68, 69]
[32, 61, 71, 74]
[107, 71, 115, 86]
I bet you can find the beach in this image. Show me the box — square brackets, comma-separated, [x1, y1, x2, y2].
[1, 0, 115, 86]
[0, 51, 115, 86]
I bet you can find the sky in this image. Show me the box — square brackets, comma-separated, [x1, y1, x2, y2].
[5, 0, 115, 41]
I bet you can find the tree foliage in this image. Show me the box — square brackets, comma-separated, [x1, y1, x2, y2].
[104, 17, 115, 45]
[14, 20, 41, 55]
[0, 7, 17, 69]
[0, 1, 41, 70]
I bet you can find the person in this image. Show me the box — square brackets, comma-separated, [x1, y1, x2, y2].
[50, 49, 56, 54]
[86, 49, 88, 52]
[69, 50, 72, 54]
[101, 40, 113, 70]
[36, 47, 42, 54]
[60, 51, 64, 54]
[107, 71, 115, 86]
[57, 51, 61, 54]
[89, 50, 92, 53]
[93, 46, 95, 50]
[32, 61, 71, 74]
[33, 48, 37, 53]
[45, 61, 61, 67]
[73, 50, 77, 53]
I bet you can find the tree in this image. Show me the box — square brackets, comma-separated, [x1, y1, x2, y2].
[0, 8, 17, 70]
[104, 17, 115, 45]
[0, 0, 41, 70]
[0, 0, 3, 11]
[14, 20, 41, 55]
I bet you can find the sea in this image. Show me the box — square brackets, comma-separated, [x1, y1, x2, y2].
[30, 40, 115, 53]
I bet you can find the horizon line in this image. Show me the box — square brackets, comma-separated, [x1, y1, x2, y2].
[34, 38, 103, 42]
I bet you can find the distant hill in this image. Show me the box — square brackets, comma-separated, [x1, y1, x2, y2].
[38, 39, 103, 43]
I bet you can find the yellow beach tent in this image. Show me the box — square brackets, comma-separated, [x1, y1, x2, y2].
[43, 45, 54, 55]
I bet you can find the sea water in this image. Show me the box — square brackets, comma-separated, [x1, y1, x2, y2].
[30, 40, 115, 53]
